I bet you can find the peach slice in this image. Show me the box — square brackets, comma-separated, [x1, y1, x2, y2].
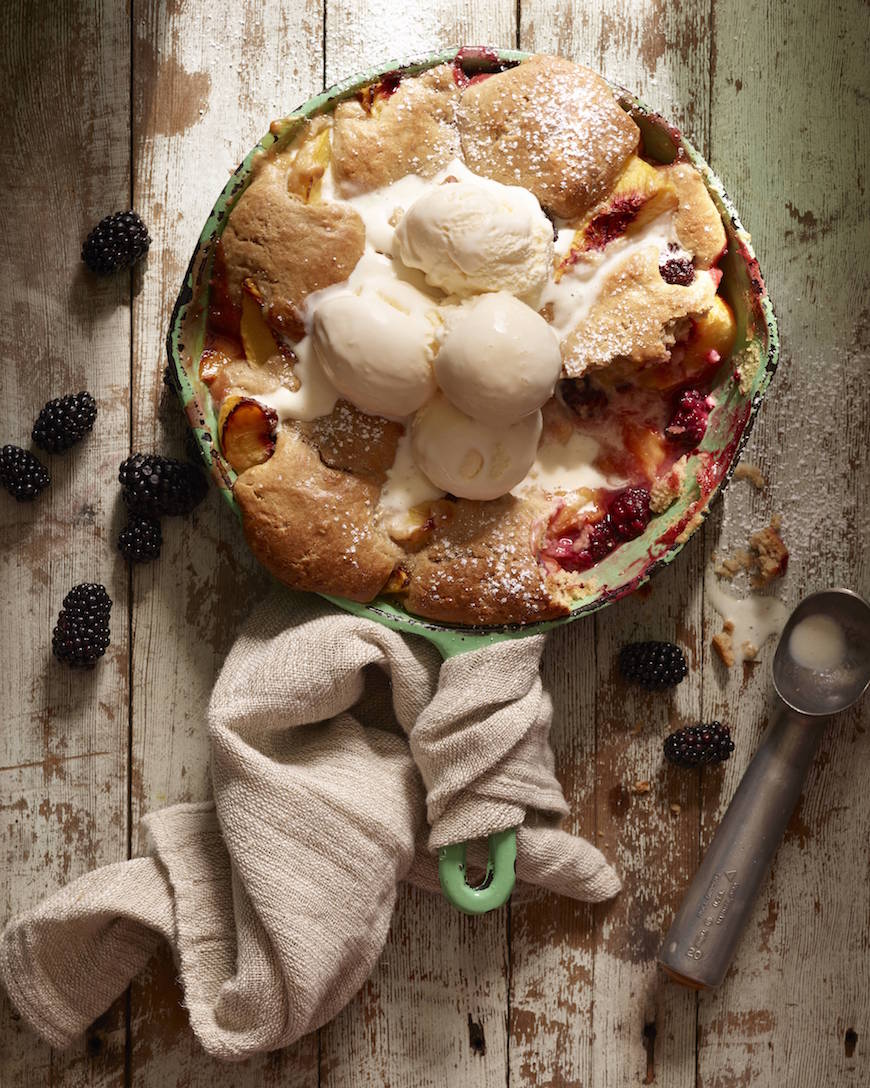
[384, 565, 411, 594]
[387, 499, 455, 551]
[287, 124, 332, 203]
[636, 297, 738, 392]
[623, 421, 668, 483]
[689, 295, 737, 364]
[199, 347, 228, 388]
[558, 157, 678, 267]
[218, 395, 278, 474]
[240, 287, 282, 368]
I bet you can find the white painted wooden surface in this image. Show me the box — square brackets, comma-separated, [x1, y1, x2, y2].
[1, 1, 868, 1085]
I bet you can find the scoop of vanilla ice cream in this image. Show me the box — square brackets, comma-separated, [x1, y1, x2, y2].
[411, 392, 542, 501]
[311, 276, 438, 419]
[434, 292, 561, 425]
[394, 180, 554, 298]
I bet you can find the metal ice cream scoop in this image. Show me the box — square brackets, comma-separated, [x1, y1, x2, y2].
[659, 588, 870, 990]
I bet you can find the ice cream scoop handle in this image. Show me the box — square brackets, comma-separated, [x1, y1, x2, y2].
[659, 709, 825, 989]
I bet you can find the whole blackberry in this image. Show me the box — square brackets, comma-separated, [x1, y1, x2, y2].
[620, 641, 688, 690]
[666, 389, 710, 446]
[609, 486, 651, 541]
[664, 721, 734, 768]
[52, 583, 112, 669]
[0, 445, 50, 501]
[82, 211, 151, 275]
[32, 391, 98, 453]
[119, 453, 207, 517]
[118, 515, 162, 563]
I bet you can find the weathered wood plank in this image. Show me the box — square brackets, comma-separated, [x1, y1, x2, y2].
[516, 5, 713, 1084]
[0, 2, 131, 1084]
[698, 0, 870, 1083]
[320, 6, 516, 1087]
[128, 1, 322, 1084]
[3, 2, 868, 1086]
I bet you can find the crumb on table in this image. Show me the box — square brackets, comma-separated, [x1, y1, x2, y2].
[712, 515, 788, 588]
[749, 514, 789, 586]
[712, 620, 736, 667]
[733, 462, 766, 489]
[713, 548, 753, 580]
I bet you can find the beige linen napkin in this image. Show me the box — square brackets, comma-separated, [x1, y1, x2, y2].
[0, 592, 619, 1059]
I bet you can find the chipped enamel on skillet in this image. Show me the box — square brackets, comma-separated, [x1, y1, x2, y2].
[166, 46, 779, 658]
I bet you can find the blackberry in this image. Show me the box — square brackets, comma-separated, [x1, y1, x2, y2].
[82, 211, 151, 275]
[52, 583, 112, 669]
[119, 453, 207, 517]
[609, 486, 651, 541]
[664, 721, 734, 768]
[32, 391, 98, 453]
[0, 445, 50, 501]
[620, 641, 688, 690]
[118, 515, 162, 563]
[659, 256, 696, 286]
[667, 389, 710, 446]
[587, 520, 616, 561]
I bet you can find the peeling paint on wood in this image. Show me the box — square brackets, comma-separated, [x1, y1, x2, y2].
[1, 1, 868, 1086]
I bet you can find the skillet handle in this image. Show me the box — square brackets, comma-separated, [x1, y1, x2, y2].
[438, 829, 517, 914]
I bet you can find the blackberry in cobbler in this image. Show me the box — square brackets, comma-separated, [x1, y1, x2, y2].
[667, 389, 711, 446]
[659, 243, 696, 286]
[609, 487, 651, 541]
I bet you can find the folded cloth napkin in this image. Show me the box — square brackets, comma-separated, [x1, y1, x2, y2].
[0, 591, 619, 1059]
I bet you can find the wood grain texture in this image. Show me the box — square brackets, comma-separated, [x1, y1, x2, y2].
[128, 1, 321, 1084]
[1, 1, 868, 1085]
[0, 2, 132, 1085]
[320, 7, 517, 1086]
[696, 0, 870, 1084]
[517, 5, 711, 1084]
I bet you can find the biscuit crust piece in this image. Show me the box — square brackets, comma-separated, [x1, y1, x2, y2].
[561, 247, 717, 377]
[234, 428, 401, 602]
[664, 162, 727, 268]
[458, 55, 639, 219]
[402, 492, 569, 625]
[221, 172, 365, 338]
[305, 400, 403, 485]
[332, 65, 461, 195]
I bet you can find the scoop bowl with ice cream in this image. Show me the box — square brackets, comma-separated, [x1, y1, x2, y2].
[167, 47, 780, 912]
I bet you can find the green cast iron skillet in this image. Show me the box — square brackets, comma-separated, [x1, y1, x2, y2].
[167, 47, 779, 915]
